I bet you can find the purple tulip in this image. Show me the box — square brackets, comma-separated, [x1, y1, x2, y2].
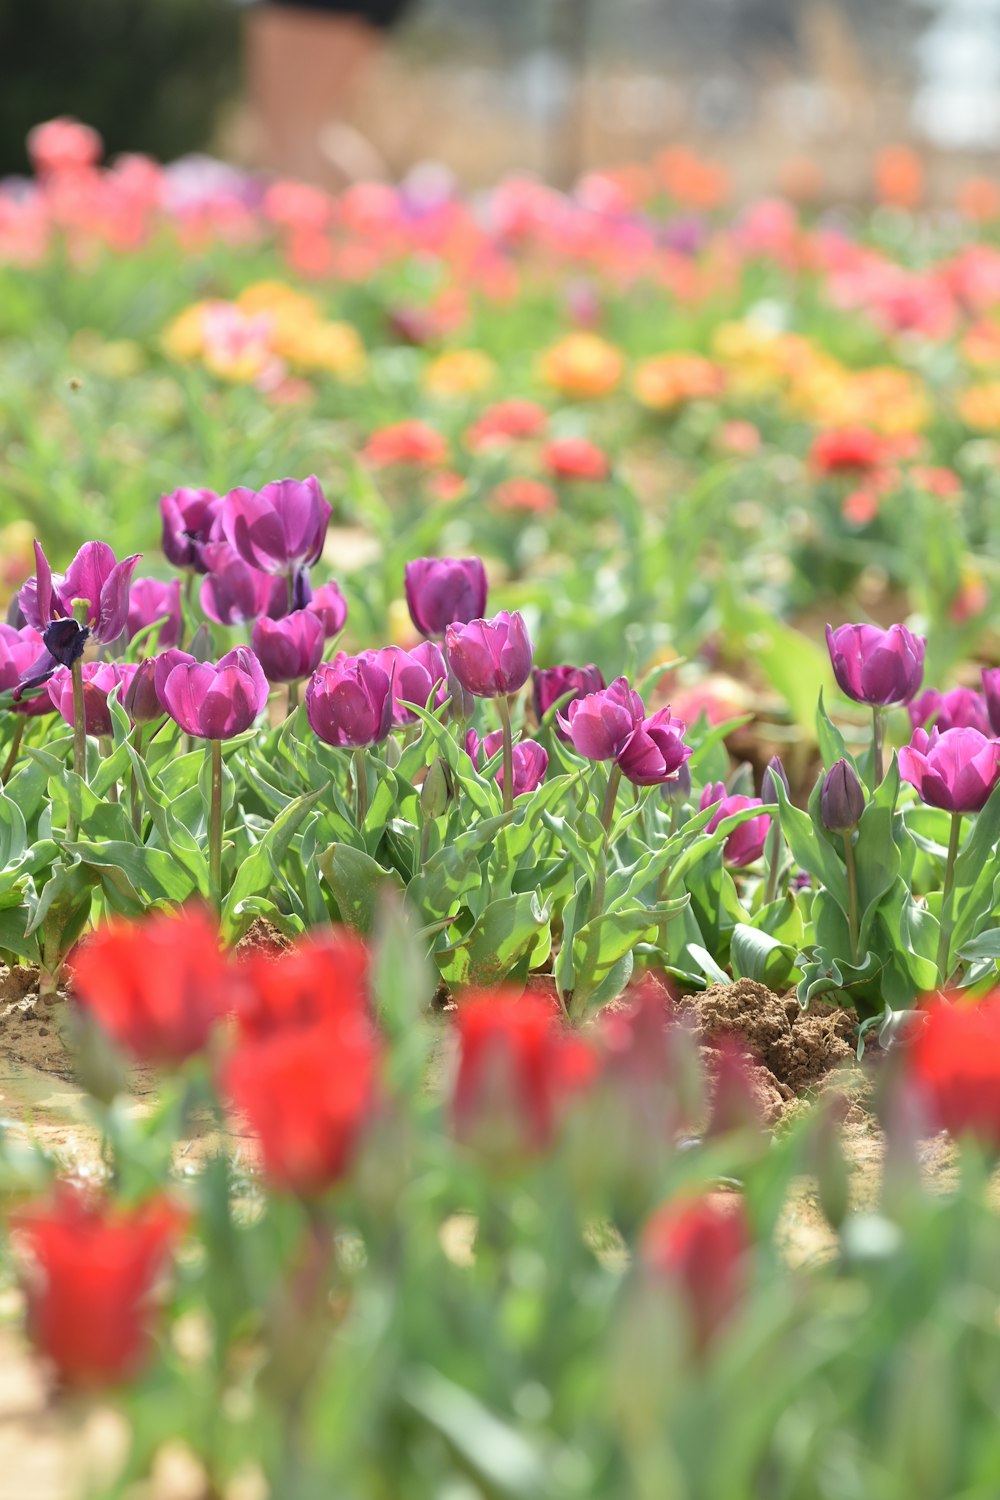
[559, 676, 643, 760]
[700, 782, 772, 867]
[152, 649, 195, 706]
[123, 659, 165, 724]
[466, 728, 548, 797]
[820, 759, 865, 832]
[306, 580, 349, 638]
[127, 577, 183, 649]
[362, 643, 448, 725]
[48, 662, 134, 738]
[252, 609, 325, 684]
[160, 647, 269, 740]
[981, 669, 1000, 736]
[825, 622, 925, 707]
[908, 686, 991, 736]
[445, 611, 532, 699]
[220, 477, 331, 577]
[19, 541, 140, 644]
[405, 557, 488, 638]
[305, 652, 394, 748]
[532, 663, 605, 738]
[899, 727, 1000, 814]
[160, 487, 221, 573]
[0, 624, 54, 716]
[199, 542, 287, 626]
[616, 707, 691, 787]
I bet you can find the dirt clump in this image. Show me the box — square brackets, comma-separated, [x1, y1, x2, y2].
[677, 978, 857, 1097]
[234, 917, 292, 960]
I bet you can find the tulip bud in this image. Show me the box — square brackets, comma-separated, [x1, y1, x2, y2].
[762, 755, 789, 806]
[660, 760, 692, 807]
[420, 758, 453, 822]
[122, 659, 163, 725]
[820, 759, 865, 832]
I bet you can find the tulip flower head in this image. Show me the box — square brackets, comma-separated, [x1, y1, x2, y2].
[532, 663, 605, 737]
[48, 662, 133, 738]
[252, 608, 325, 684]
[907, 994, 1000, 1151]
[640, 1193, 750, 1354]
[466, 728, 548, 796]
[305, 651, 394, 747]
[616, 707, 691, 787]
[0, 624, 54, 716]
[127, 576, 182, 649]
[825, 621, 925, 707]
[445, 611, 533, 699]
[15, 540, 139, 699]
[306, 579, 349, 638]
[159, 487, 221, 573]
[161, 647, 269, 740]
[820, 759, 866, 832]
[899, 726, 1000, 813]
[909, 686, 991, 736]
[560, 676, 644, 760]
[14, 1187, 184, 1390]
[199, 541, 287, 627]
[700, 783, 772, 866]
[364, 642, 448, 725]
[221, 477, 331, 581]
[404, 556, 488, 638]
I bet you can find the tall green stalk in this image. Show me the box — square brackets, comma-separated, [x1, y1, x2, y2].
[353, 748, 369, 828]
[935, 811, 963, 987]
[842, 830, 860, 963]
[209, 739, 223, 909]
[870, 706, 885, 792]
[496, 694, 515, 815]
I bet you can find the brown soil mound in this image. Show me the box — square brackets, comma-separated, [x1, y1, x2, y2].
[677, 978, 857, 1096]
[234, 917, 292, 960]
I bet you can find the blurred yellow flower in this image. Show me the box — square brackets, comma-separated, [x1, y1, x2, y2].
[423, 349, 496, 398]
[632, 352, 725, 410]
[957, 382, 1000, 431]
[539, 332, 624, 399]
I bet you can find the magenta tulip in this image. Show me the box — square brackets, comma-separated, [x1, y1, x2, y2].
[159, 487, 221, 573]
[220, 477, 331, 576]
[122, 659, 165, 725]
[363, 643, 448, 725]
[305, 653, 394, 747]
[306, 580, 349, 638]
[160, 648, 269, 740]
[48, 662, 134, 738]
[532, 663, 605, 738]
[559, 676, 643, 760]
[252, 609, 325, 684]
[616, 707, 691, 787]
[127, 577, 182, 649]
[908, 686, 990, 736]
[825, 622, 925, 707]
[199, 542, 286, 626]
[444, 611, 532, 699]
[405, 557, 488, 638]
[700, 783, 772, 867]
[466, 728, 548, 797]
[0, 624, 54, 716]
[981, 669, 1000, 736]
[899, 727, 1000, 814]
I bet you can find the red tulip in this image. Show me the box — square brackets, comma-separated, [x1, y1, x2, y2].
[235, 930, 370, 1041]
[14, 1187, 184, 1389]
[69, 907, 234, 1066]
[907, 994, 1000, 1149]
[640, 1192, 750, 1353]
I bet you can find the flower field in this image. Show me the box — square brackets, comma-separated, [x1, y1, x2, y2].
[5, 119, 1000, 1497]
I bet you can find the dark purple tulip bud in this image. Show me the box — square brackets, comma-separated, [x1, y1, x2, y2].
[19, 540, 140, 645]
[306, 580, 348, 639]
[660, 759, 692, 806]
[761, 755, 790, 806]
[909, 686, 991, 735]
[404, 556, 488, 638]
[699, 782, 772, 867]
[532, 663, 605, 738]
[0, 624, 54, 716]
[251, 609, 325, 684]
[200, 542, 287, 626]
[616, 707, 691, 787]
[122, 658, 164, 724]
[48, 662, 133, 738]
[160, 647, 269, 740]
[466, 728, 548, 797]
[981, 669, 1000, 736]
[220, 477, 331, 576]
[363, 643, 447, 726]
[127, 577, 182, 649]
[820, 759, 865, 832]
[444, 611, 532, 699]
[159, 487, 221, 573]
[559, 675, 644, 760]
[899, 727, 1000, 814]
[305, 652, 394, 748]
[825, 622, 925, 707]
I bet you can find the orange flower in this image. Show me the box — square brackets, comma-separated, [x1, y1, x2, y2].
[633, 352, 725, 411]
[363, 420, 448, 468]
[956, 177, 1000, 222]
[539, 332, 624, 400]
[874, 146, 923, 209]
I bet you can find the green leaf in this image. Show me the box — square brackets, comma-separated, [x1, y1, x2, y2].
[0, 789, 27, 869]
[65, 841, 197, 906]
[319, 845, 403, 934]
[440, 892, 549, 988]
[730, 923, 797, 986]
[957, 927, 1000, 962]
[221, 787, 325, 943]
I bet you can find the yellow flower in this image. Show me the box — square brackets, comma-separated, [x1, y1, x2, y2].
[423, 349, 496, 398]
[161, 303, 209, 362]
[632, 352, 724, 410]
[957, 382, 1000, 431]
[539, 332, 624, 399]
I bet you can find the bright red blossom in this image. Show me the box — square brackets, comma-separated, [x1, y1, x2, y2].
[452, 990, 597, 1157]
[235, 930, 370, 1041]
[908, 995, 1000, 1149]
[70, 907, 234, 1066]
[542, 436, 611, 481]
[363, 420, 448, 469]
[15, 1188, 184, 1389]
[641, 1192, 750, 1353]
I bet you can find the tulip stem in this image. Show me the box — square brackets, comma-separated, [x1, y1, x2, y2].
[497, 695, 515, 814]
[99, 738, 117, 802]
[353, 748, 369, 828]
[288, 679, 299, 716]
[130, 727, 145, 834]
[589, 764, 624, 925]
[842, 830, 860, 963]
[870, 706, 885, 791]
[936, 811, 963, 986]
[67, 656, 88, 842]
[600, 762, 623, 835]
[209, 739, 224, 909]
[0, 719, 24, 785]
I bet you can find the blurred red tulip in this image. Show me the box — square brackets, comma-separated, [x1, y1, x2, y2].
[641, 1192, 750, 1353]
